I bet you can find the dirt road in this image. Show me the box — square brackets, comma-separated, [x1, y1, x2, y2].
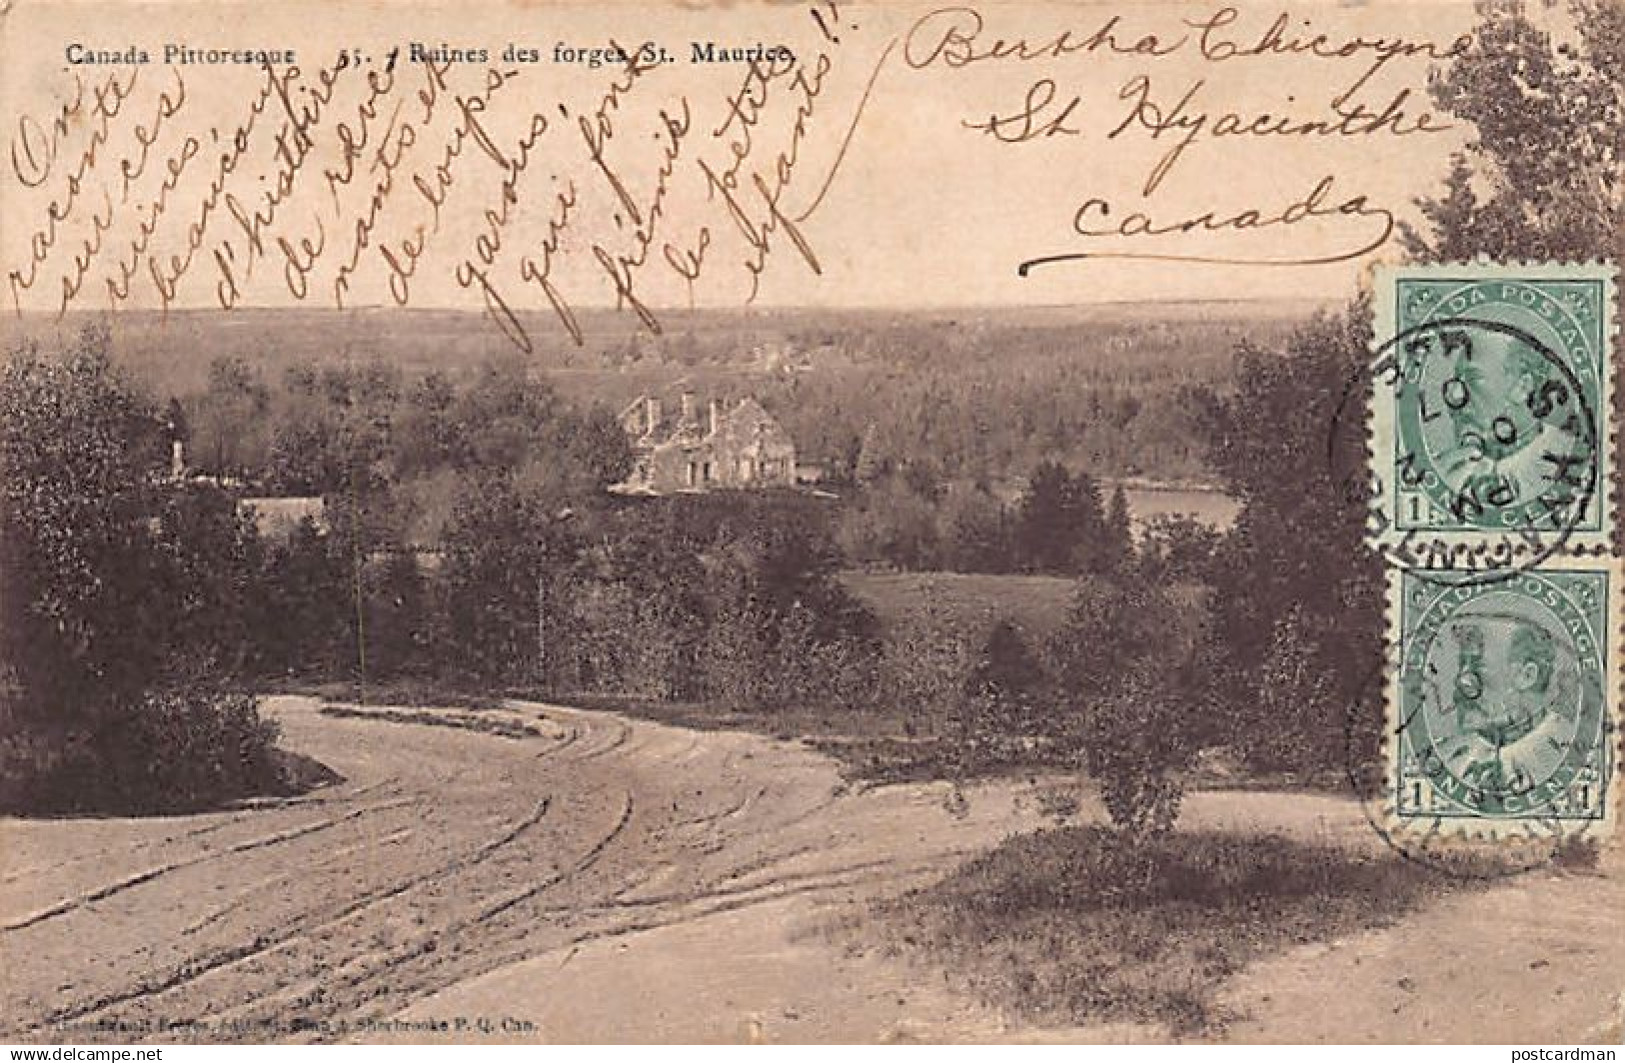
[2, 697, 1620, 1043]
[0, 696, 1047, 1043]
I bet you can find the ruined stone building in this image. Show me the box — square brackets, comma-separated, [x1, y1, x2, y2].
[614, 391, 797, 495]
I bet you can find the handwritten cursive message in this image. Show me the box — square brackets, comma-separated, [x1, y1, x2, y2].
[4, 2, 900, 348]
[2, 1, 1477, 342]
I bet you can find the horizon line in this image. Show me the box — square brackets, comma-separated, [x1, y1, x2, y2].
[3, 294, 1341, 319]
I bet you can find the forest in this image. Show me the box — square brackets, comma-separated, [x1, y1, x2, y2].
[0, 301, 1289, 575]
[7, 299, 1308, 485]
[0, 319, 1234, 815]
[3, 0, 1615, 844]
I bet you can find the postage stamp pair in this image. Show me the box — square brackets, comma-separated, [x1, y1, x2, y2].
[1370, 262, 1619, 841]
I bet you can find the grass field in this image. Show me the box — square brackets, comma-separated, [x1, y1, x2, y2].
[871, 825, 1515, 1036]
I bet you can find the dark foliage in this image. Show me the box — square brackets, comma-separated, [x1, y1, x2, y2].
[1200, 311, 1385, 776]
[1046, 577, 1212, 842]
[1134, 514, 1222, 586]
[576, 493, 882, 711]
[951, 619, 1053, 768]
[1, 331, 288, 814]
[1, 329, 170, 727]
[248, 520, 351, 678]
[878, 826, 1506, 1034]
[1195, 0, 1622, 780]
[71, 690, 284, 814]
[437, 474, 578, 686]
[1402, 0, 1623, 266]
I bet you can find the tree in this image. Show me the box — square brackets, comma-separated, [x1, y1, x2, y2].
[1135, 514, 1221, 585]
[1071, 664, 1201, 847]
[1045, 577, 1209, 846]
[837, 474, 942, 570]
[190, 355, 270, 478]
[1101, 484, 1134, 574]
[1014, 461, 1107, 575]
[1, 327, 167, 726]
[1244, 605, 1341, 774]
[701, 586, 773, 711]
[1201, 312, 1385, 772]
[854, 422, 886, 483]
[438, 476, 575, 685]
[939, 482, 1012, 574]
[249, 519, 349, 678]
[1403, 0, 1623, 264]
[149, 483, 263, 681]
[265, 362, 345, 494]
[959, 619, 1050, 751]
[773, 598, 823, 707]
[395, 371, 461, 477]
[879, 609, 979, 738]
[1, 327, 285, 813]
[1049, 576, 1180, 702]
[359, 551, 429, 680]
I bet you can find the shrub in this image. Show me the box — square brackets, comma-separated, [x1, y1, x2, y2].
[1068, 666, 1202, 850]
[962, 619, 1049, 728]
[954, 619, 1053, 767]
[92, 690, 285, 813]
[1234, 604, 1341, 775]
[620, 595, 702, 701]
[248, 518, 350, 678]
[877, 614, 979, 738]
[701, 592, 773, 710]
[1046, 577, 1210, 846]
[2, 690, 285, 815]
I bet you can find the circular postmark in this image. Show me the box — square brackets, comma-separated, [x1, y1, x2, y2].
[1395, 570, 1610, 821]
[1338, 564, 1615, 878]
[1390, 293, 1601, 528]
[1342, 659, 1605, 881]
[1330, 311, 1602, 586]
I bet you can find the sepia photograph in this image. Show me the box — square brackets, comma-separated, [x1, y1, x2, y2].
[0, 0, 1621, 1050]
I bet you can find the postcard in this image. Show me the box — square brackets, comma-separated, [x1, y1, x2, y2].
[1, 0, 1620, 1047]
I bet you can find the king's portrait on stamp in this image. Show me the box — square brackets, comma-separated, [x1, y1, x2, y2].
[1392, 562, 1615, 826]
[1372, 262, 1615, 553]
[1371, 261, 1619, 845]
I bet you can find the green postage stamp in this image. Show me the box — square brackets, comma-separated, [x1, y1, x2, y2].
[1371, 262, 1615, 553]
[1373, 262, 1619, 840]
[1389, 561, 1615, 829]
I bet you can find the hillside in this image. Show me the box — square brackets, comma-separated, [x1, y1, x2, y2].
[1, 299, 1327, 392]
[2, 300, 1324, 485]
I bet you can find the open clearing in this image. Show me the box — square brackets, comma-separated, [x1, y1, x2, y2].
[2, 697, 1620, 1043]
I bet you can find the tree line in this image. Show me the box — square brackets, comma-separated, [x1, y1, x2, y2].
[837, 462, 1137, 576]
[1, 0, 1611, 844]
[0, 332, 1204, 814]
[171, 345, 1155, 580]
